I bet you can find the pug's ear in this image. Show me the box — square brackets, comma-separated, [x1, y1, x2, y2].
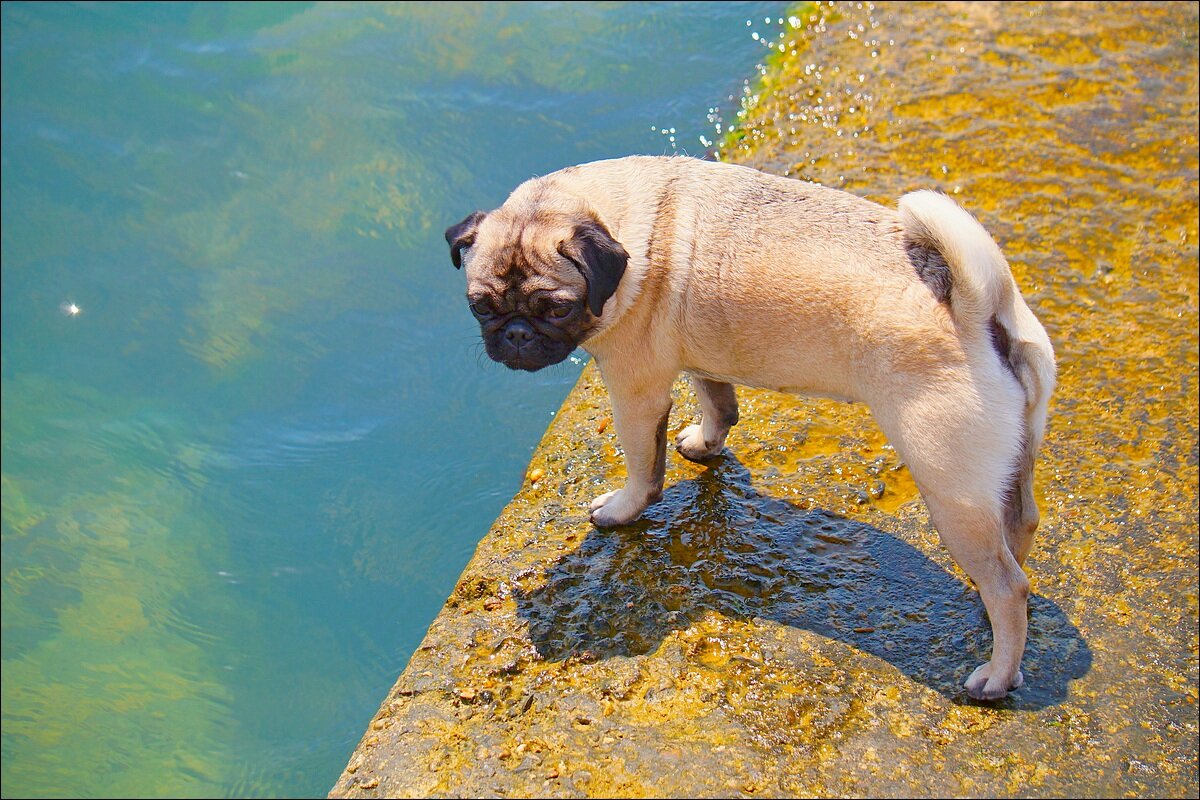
[445, 211, 486, 269]
[557, 219, 629, 316]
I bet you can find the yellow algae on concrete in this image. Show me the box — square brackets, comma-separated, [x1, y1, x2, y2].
[331, 3, 1198, 797]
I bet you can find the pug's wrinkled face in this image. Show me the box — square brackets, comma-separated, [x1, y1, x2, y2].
[445, 199, 628, 372]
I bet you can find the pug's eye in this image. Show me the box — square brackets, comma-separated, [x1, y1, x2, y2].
[468, 300, 494, 318]
[546, 304, 575, 320]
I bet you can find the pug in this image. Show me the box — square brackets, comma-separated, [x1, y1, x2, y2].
[445, 155, 1055, 701]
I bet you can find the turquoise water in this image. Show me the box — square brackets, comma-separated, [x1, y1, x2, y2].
[1, 2, 786, 796]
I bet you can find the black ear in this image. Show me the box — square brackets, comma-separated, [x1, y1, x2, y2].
[445, 211, 486, 269]
[557, 220, 629, 317]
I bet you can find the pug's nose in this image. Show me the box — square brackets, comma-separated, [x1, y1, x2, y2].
[504, 320, 534, 345]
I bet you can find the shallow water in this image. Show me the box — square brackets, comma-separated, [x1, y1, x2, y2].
[0, 3, 787, 796]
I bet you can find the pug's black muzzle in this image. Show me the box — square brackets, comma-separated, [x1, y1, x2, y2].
[484, 317, 575, 372]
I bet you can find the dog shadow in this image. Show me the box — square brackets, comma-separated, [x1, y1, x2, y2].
[513, 456, 1091, 710]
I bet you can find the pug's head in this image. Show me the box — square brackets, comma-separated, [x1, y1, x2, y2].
[445, 190, 628, 371]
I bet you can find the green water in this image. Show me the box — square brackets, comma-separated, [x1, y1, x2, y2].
[0, 2, 786, 796]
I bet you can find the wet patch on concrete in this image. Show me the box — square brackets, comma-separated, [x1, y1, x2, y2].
[514, 453, 1091, 710]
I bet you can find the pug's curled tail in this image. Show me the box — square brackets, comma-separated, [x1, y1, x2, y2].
[898, 189, 1057, 562]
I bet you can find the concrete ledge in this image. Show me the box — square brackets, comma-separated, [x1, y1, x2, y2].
[330, 366, 1094, 797]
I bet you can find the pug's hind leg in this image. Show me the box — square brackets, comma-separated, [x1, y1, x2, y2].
[905, 437, 1029, 700]
[930, 498, 1029, 701]
[676, 376, 739, 461]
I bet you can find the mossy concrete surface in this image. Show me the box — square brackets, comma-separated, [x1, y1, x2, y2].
[331, 2, 1198, 797]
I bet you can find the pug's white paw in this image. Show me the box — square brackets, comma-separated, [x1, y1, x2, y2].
[674, 424, 724, 461]
[965, 661, 1023, 701]
[590, 488, 650, 527]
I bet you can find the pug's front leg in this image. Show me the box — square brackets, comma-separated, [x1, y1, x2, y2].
[590, 374, 674, 528]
